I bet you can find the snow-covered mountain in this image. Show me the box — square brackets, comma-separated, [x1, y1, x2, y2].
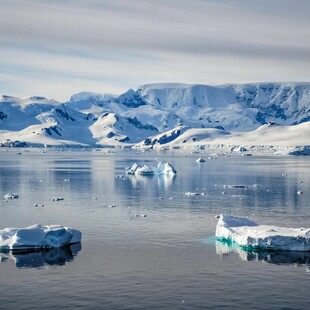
[0, 95, 158, 147]
[0, 82, 310, 149]
[114, 82, 310, 132]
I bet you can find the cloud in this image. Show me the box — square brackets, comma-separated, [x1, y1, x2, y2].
[0, 0, 310, 100]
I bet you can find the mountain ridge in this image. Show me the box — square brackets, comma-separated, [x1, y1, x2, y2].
[1, 82, 309, 149]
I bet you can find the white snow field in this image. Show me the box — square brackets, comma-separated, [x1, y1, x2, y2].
[126, 161, 177, 176]
[0, 224, 82, 251]
[1, 82, 310, 151]
[216, 214, 310, 251]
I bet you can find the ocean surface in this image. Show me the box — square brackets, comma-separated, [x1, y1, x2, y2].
[0, 149, 310, 310]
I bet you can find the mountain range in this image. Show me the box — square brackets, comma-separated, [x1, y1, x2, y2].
[0, 82, 309, 150]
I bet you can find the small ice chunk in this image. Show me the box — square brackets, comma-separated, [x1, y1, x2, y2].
[223, 185, 248, 189]
[297, 191, 303, 195]
[4, 193, 19, 200]
[108, 205, 116, 208]
[141, 214, 147, 217]
[196, 157, 206, 163]
[34, 203, 44, 207]
[52, 197, 64, 202]
[185, 192, 205, 196]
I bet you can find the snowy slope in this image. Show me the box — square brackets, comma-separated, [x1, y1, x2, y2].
[119, 82, 310, 132]
[65, 82, 310, 133]
[1, 82, 310, 148]
[0, 98, 159, 147]
[0, 95, 59, 131]
[134, 122, 310, 150]
[90, 112, 158, 145]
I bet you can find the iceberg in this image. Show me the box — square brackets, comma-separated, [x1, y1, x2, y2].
[0, 224, 82, 251]
[196, 157, 206, 163]
[215, 214, 310, 251]
[126, 161, 177, 176]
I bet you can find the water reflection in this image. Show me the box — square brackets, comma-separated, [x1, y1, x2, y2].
[0, 243, 81, 268]
[215, 240, 310, 268]
[126, 174, 176, 190]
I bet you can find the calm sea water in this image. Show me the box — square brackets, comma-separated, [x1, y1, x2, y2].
[0, 149, 310, 310]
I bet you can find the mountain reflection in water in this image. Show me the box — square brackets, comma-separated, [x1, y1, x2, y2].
[0, 243, 81, 268]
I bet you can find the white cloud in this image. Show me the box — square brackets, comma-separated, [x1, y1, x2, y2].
[0, 0, 310, 100]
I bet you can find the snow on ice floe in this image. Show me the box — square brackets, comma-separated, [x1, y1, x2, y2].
[126, 161, 177, 176]
[215, 214, 310, 252]
[0, 224, 82, 251]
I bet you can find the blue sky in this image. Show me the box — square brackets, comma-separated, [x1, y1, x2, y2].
[1, 0, 310, 101]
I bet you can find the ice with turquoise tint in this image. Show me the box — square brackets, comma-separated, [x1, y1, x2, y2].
[216, 214, 310, 251]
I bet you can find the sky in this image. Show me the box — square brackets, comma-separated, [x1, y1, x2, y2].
[1, 0, 310, 101]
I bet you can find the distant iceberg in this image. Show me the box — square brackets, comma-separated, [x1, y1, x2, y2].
[215, 214, 310, 251]
[0, 224, 82, 251]
[196, 157, 206, 163]
[126, 161, 177, 176]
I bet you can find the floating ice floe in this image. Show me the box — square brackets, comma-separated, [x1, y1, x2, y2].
[185, 192, 205, 196]
[4, 193, 19, 200]
[223, 185, 248, 189]
[126, 161, 177, 176]
[0, 224, 82, 251]
[196, 157, 206, 163]
[52, 197, 64, 201]
[215, 214, 310, 252]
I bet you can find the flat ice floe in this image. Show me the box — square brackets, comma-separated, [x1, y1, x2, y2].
[126, 161, 177, 176]
[0, 224, 82, 251]
[216, 214, 310, 251]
